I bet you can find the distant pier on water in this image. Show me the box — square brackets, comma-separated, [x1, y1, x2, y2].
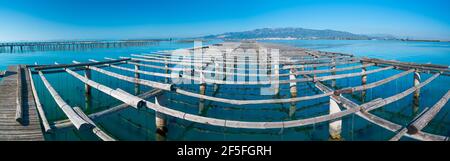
[0, 41, 449, 141]
[0, 39, 171, 53]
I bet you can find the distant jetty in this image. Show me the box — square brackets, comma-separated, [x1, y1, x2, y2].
[0, 39, 170, 53]
[399, 39, 446, 42]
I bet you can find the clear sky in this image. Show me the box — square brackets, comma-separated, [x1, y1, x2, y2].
[0, 0, 449, 41]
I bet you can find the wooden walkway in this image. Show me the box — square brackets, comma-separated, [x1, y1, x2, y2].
[0, 66, 44, 141]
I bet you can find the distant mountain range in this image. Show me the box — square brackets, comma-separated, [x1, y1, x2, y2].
[203, 27, 397, 40]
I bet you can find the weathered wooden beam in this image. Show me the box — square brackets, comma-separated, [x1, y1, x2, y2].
[52, 89, 163, 129]
[15, 66, 23, 123]
[73, 60, 173, 91]
[300, 70, 447, 141]
[73, 107, 116, 141]
[38, 71, 93, 131]
[407, 90, 450, 134]
[27, 67, 52, 133]
[282, 58, 361, 70]
[65, 68, 146, 109]
[362, 73, 440, 112]
[362, 58, 450, 75]
[389, 107, 430, 141]
[34, 58, 130, 70]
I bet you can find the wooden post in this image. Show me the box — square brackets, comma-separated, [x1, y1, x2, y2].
[313, 65, 317, 78]
[155, 96, 167, 140]
[164, 60, 169, 83]
[361, 63, 367, 102]
[199, 71, 206, 114]
[273, 64, 280, 95]
[413, 71, 421, 114]
[84, 69, 91, 96]
[331, 58, 336, 88]
[234, 56, 238, 81]
[134, 65, 140, 95]
[213, 62, 220, 91]
[329, 98, 342, 141]
[289, 68, 297, 118]
[267, 52, 272, 75]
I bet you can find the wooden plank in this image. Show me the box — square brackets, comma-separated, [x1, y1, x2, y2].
[407, 90, 450, 134]
[0, 66, 44, 141]
[15, 66, 23, 123]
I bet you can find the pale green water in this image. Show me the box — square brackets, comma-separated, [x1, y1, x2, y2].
[0, 40, 449, 141]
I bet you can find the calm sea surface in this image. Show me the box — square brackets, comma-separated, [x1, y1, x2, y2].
[0, 40, 448, 141]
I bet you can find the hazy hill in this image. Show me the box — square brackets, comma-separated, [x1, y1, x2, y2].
[203, 27, 395, 40]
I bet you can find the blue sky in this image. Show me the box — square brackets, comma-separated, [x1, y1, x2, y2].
[0, 0, 449, 41]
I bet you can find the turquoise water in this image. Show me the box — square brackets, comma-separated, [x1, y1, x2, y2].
[0, 40, 449, 141]
[261, 40, 450, 65]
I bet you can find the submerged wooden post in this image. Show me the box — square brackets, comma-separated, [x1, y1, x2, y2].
[361, 63, 368, 102]
[164, 60, 169, 83]
[84, 68, 92, 112]
[273, 64, 280, 95]
[331, 58, 336, 88]
[155, 96, 167, 141]
[413, 71, 421, 114]
[329, 98, 342, 141]
[199, 71, 206, 114]
[213, 62, 220, 91]
[134, 64, 140, 95]
[313, 65, 317, 78]
[84, 69, 91, 96]
[289, 68, 297, 118]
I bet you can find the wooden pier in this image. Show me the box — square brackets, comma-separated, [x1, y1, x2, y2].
[0, 39, 166, 53]
[0, 41, 449, 141]
[0, 66, 44, 141]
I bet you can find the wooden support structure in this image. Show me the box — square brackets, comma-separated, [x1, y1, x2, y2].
[134, 64, 140, 95]
[289, 68, 297, 118]
[0, 66, 44, 140]
[27, 67, 52, 133]
[10, 41, 448, 141]
[361, 58, 450, 75]
[34, 58, 130, 70]
[38, 71, 93, 132]
[64, 68, 146, 109]
[199, 70, 207, 114]
[52, 89, 163, 129]
[413, 71, 421, 113]
[407, 90, 450, 134]
[331, 58, 336, 88]
[84, 69, 91, 96]
[361, 62, 368, 102]
[329, 98, 342, 140]
[73, 107, 116, 141]
[155, 96, 167, 139]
